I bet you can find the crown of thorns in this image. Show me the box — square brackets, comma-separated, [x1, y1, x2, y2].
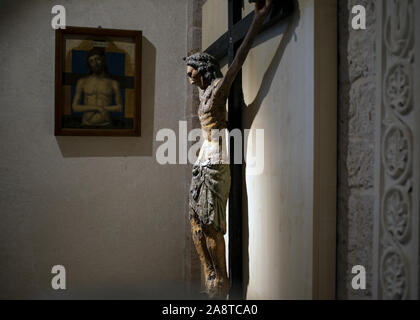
[183, 52, 223, 81]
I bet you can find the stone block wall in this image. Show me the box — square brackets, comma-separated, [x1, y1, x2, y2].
[337, 0, 376, 299]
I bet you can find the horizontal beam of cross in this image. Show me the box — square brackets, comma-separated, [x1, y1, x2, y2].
[204, 0, 294, 61]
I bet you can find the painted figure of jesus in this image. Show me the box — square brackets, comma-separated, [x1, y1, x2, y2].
[72, 48, 123, 127]
[184, 0, 273, 299]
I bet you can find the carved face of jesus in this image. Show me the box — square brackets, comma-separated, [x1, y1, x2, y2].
[186, 65, 204, 88]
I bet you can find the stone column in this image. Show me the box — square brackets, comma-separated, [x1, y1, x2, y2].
[374, 0, 419, 300]
[337, 0, 377, 299]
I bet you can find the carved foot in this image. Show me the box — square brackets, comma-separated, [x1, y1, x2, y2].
[207, 277, 229, 300]
[205, 271, 217, 297]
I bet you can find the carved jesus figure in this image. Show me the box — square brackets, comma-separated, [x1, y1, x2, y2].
[72, 48, 123, 127]
[184, 0, 273, 299]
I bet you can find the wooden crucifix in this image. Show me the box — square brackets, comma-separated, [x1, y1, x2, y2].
[206, 0, 293, 300]
[185, 0, 294, 300]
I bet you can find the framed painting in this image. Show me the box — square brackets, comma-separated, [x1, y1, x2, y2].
[55, 26, 142, 136]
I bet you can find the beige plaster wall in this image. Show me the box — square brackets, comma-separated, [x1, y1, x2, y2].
[202, 0, 228, 51]
[0, 0, 189, 299]
[242, 0, 315, 299]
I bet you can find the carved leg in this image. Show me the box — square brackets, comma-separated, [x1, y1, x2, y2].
[190, 210, 216, 294]
[204, 225, 229, 299]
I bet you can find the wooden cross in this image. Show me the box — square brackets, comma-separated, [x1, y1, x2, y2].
[203, 0, 294, 299]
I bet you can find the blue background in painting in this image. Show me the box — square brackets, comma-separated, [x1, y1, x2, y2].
[71, 50, 126, 118]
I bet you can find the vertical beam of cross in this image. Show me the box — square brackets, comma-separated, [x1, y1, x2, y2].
[228, 0, 243, 300]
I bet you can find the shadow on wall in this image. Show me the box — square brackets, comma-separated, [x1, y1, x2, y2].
[241, 0, 301, 298]
[56, 36, 156, 158]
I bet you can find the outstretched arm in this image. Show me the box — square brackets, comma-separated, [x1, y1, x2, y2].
[215, 0, 273, 100]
